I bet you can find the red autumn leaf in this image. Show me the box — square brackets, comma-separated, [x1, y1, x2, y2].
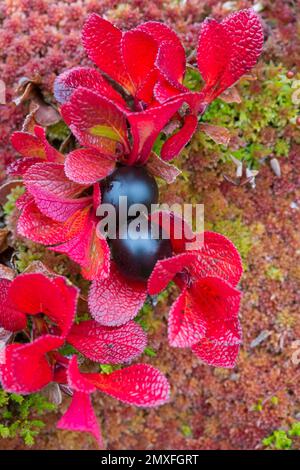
[11, 129, 46, 159]
[67, 320, 147, 364]
[11, 126, 63, 163]
[0, 335, 63, 394]
[169, 276, 241, 349]
[86, 364, 170, 407]
[82, 14, 133, 94]
[138, 21, 186, 86]
[122, 29, 158, 100]
[23, 161, 91, 222]
[8, 273, 78, 337]
[161, 114, 198, 161]
[89, 263, 147, 326]
[33, 126, 64, 163]
[150, 210, 196, 253]
[54, 66, 126, 108]
[148, 252, 197, 295]
[65, 148, 116, 185]
[24, 162, 85, 201]
[154, 79, 184, 103]
[67, 355, 96, 394]
[191, 231, 243, 286]
[62, 87, 129, 155]
[7, 157, 42, 177]
[32, 192, 92, 224]
[168, 288, 206, 348]
[0, 278, 27, 332]
[52, 210, 110, 281]
[192, 339, 240, 368]
[57, 391, 103, 448]
[190, 276, 242, 324]
[198, 9, 263, 101]
[82, 15, 169, 102]
[199, 123, 232, 146]
[146, 152, 181, 183]
[127, 98, 184, 164]
[17, 198, 73, 245]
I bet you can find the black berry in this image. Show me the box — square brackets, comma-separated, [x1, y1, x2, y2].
[101, 166, 158, 216]
[111, 221, 173, 282]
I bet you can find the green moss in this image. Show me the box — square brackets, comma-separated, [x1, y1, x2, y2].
[265, 265, 284, 282]
[181, 424, 193, 438]
[270, 396, 279, 406]
[135, 290, 168, 332]
[194, 64, 300, 168]
[47, 120, 70, 143]
[144, 347, 157, 357]
[14, 243, 46, 272]
[183, 67, 202, 91]
[262, 429, 292, 450]
[252, 398, 263, 412]
[274, 139, 290, 157]
[99, 364, 122, 374]
[289, 422, 300, 437]
[0, 389, 56, 447]
[262, 422, 300, 449]
[3, 186, 25, 216]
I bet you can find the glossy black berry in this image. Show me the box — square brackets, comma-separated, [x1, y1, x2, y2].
[101, 166, 158, 215]
[111, 221, 173, 282]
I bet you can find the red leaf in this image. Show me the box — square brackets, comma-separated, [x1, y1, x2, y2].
[191, 231, 243, 286]
[122, 29, 157, 99]
[127, 99, 184, 164]
[24, 162, 85, 200]
[67, 320, 147, 364]
[18, 199, 72, 245]
[11, 130, 46, 159]
[65, 148, 116, 184]
[54, 66, 126, 108]
[198, 9, 263, 101]
[154, 79, 183, 103]
[11, 127, 63, 163]
[161, 114, 198, 161]
[89, 263, 147, 326]
[7, 157, 42, 177]
[57, 391, 103, 448]
[138, 21, 186, 86]
[190, 276, 242, 324]
[192, 339, 240, 368]
[0, 279, 27, 332]
[33, 193, 92, 223]
[168, 288, 206, 348]
[0, 335, 63, 394]
[82, 14, 132, 93]
[199, 123, 231, 146]
[9, 273, 78, 336]
[156, 41, 186, 87]
[67, 355, 96, 394]
[62, 87, 129, 154]
[33, 126, 64, 163]
[87, 364, 170, 407]
[206, 317, 242, 346]
[148, 252, 197, 295]
[52, 210, 110, 281]
[146, 152, 181, 183]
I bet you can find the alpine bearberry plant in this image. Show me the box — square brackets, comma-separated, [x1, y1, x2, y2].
[0, 268, 169, 446]
[0, 8, 264, 448]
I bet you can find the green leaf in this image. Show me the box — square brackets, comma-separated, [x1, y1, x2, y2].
[89, 124, 122, 142]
